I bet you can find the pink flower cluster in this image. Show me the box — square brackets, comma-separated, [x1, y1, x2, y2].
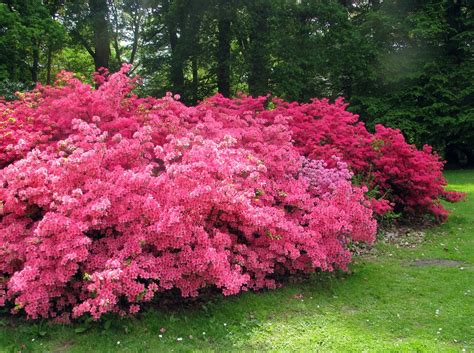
[272, 97, 464, 221]
[0, 66, 459, 320]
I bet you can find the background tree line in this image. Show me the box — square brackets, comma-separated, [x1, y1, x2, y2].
[0, 0, 472, 164]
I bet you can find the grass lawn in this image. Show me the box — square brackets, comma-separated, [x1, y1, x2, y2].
[1, 170, 473, 353]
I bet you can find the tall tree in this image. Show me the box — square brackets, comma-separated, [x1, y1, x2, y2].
[89, 0, 110, 69]
[246, 0, 270, 96]
[44, 0, 66, 84]
[65, 0, 111, 71]
[162, 0, 184, 94]
[216, 0, 232, 97]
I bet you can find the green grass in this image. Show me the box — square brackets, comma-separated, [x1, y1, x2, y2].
[1, 170, 473, 352]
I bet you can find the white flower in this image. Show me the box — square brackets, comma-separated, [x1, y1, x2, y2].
[177, 337, 183, 341]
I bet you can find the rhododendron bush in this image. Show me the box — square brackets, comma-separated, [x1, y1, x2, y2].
[0, 66, 462, 320]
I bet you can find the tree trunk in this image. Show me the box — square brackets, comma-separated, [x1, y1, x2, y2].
[163, 0, 185, 94]
[89, 0, 110, 70]
[169, 30, 185, 94]
[130, 19, 140, 64]
[46, 45, 53, 85]
[110, 0, 122, 66]
[217, 0, 231, 97]
[192, 55, 199, 102]
[247, 1, 270, 97]
[113, 35, 122, 64]
[340, 74, 352, 100]
[31, 39, 39, 83]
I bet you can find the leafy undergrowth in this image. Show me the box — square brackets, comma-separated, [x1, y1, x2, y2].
[0, 170, 472, 353]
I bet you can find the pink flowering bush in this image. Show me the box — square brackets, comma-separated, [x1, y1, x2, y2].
[0, 66, 461, 320]
[0, 67, 377, 320]
[274, 97, 466, 221]
[196, 95, 464, 221]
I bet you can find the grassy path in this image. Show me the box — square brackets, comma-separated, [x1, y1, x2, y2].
[1, 170, 473, 352]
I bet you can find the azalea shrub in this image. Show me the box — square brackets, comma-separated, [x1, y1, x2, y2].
[0, 66, 462, 320]
[199, 96, 465, 221]
[281, 98, 465, 221]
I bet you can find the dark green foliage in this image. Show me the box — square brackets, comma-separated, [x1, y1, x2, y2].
[0, 0, 65, 83]
[348, 0, 474, 165]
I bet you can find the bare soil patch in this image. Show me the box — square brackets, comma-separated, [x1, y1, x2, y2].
[410, 259, 466, 267]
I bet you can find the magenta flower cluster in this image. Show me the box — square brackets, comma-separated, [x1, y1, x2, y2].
[0, 65, 461, 320]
